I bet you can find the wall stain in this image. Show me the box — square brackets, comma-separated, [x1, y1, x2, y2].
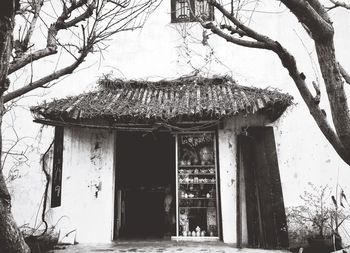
[90, 133, 103, 166]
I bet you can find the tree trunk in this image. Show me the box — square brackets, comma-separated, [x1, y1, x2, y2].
[0, 1, 31, 252]
[272, 43, 350, 165]
[315, 39, 350, 156]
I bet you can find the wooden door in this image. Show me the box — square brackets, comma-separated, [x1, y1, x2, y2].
[113, 189, 122, 239]
[238, 127, 288, 249]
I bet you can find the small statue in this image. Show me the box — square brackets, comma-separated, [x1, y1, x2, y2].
[195, 226, 201, 236]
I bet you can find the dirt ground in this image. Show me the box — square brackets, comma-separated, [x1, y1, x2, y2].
[49, 240, 291, 253]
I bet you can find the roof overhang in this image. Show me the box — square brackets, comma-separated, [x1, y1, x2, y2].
[31, 76, 293, 129]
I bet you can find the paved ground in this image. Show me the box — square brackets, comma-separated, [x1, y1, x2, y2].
[50, 240, 291, 253]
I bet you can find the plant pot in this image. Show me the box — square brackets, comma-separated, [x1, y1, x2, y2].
[307, 237, 333, 249]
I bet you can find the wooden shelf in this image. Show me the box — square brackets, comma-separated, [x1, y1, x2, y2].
[180, 197, 216, 200]
[179, 173, 215, 176]
[176, 132, 219, 239]
[178, 165, 215, 168]
[179, 182, 216, 185]
[179, 206, 216, 209]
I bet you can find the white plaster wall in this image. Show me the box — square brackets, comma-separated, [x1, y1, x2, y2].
[218, 129, 237, 244]
[5, 125, 55, 230]
[48, 127, 115, 243]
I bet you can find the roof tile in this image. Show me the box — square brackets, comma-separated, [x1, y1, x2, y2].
[31, 76, 293, 124]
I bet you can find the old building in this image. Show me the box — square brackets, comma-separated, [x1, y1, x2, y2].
[31, 76, 293, 249]
[4, 0, 349, 250]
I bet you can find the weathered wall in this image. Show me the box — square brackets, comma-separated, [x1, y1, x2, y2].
[5, 125, 55, 234]
[47, 127, 115, 243]
[218, 129, 237, 244]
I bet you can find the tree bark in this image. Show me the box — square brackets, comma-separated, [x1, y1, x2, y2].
[0, 3, 14, 93]
[315, 39, 350, 155]
[0, 1, 31, 252]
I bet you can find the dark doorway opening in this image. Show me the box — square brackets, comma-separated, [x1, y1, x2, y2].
[114, 132, 175, 240]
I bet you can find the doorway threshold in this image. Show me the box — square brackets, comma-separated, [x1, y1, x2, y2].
[116, 237, 171, 242]
[171, 236, 219, 242]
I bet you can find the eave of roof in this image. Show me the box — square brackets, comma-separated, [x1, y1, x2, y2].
[31, 76, 293, 127]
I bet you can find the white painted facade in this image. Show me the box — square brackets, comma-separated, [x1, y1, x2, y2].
[48, 128, 116, 243]
[40, 113, 274, 244]
[217, 129, 237, 244]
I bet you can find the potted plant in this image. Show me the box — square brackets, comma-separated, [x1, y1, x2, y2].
[286, 184, 349, 252]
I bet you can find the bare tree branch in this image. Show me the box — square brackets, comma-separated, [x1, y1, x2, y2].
[280, 0, 333, 40]
[199, 0, 350, 164]
[208, 0, 275, 44]
[4, 47, 90, 103]
[202, 22, 270, 49]
[9, 47, 57, 74]
[6, 0, 159, 103]
[272, 42, 349, 164]
[328, 0, 350, 10]
[9, 0, 95, 74]
[220, 24, 246, 37]
[281, 0, 350, 160]
[20, 0, 44, 52]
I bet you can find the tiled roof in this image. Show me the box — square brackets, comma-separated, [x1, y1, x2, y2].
[31, 76, 293, 125]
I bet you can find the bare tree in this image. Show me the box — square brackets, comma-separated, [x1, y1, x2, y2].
[328, 0, 350, 9]
[0, 0, 159, 251]
[191, 0, 350, 165]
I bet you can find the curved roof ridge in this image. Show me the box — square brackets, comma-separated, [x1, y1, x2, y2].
[97, 75, 237, 90]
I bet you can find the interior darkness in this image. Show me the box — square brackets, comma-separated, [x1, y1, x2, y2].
[115, 132, 175, 239]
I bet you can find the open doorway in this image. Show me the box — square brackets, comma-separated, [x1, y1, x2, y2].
[114, 132, 175, 240]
